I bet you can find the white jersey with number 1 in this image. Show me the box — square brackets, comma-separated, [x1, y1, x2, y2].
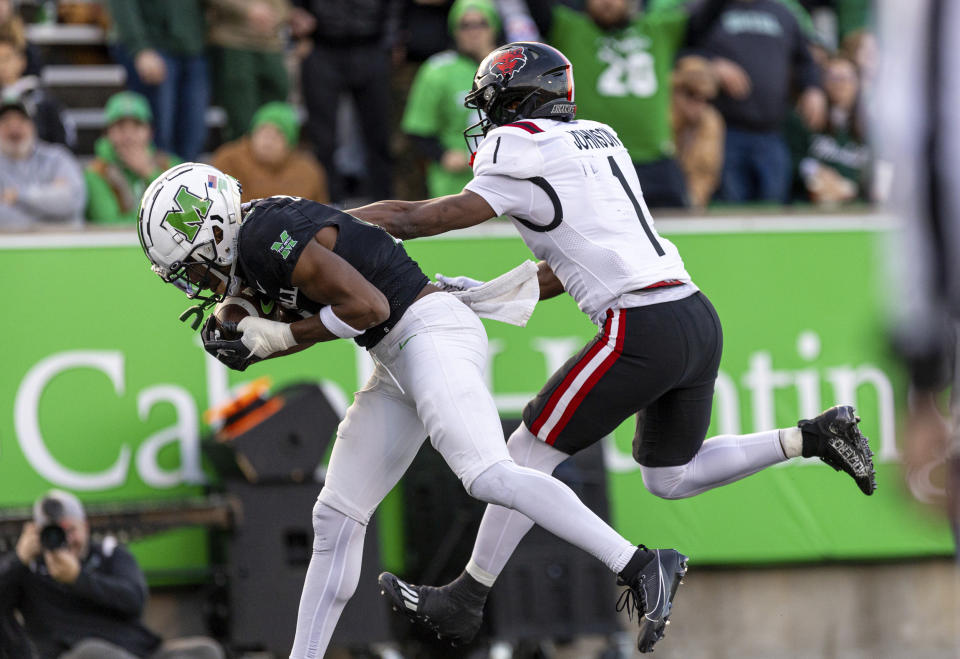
[465, 117, 696, 326]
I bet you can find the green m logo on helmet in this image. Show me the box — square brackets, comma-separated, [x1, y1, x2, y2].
[162, 186, 213, 242]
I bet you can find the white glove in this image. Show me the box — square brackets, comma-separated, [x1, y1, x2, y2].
[435, 273, 485, 292]
[236, 316, 296, 358]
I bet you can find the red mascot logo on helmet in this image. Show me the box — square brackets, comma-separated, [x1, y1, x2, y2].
[489, 46, 528, 82]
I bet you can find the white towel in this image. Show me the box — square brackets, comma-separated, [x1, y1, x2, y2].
[445, 260, 540, 326]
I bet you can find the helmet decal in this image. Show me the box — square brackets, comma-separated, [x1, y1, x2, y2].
[490, 46, 528, 82]
[463, 43, 576, 155]
[162, 185, 212, 243]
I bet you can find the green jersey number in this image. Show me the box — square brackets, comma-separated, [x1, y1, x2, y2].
[596, 49, 658, 98]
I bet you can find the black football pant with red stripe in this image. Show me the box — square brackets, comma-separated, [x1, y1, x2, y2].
[523, 292, 723, 467]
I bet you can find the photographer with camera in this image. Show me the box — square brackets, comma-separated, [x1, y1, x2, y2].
[0, 490, 223, 659]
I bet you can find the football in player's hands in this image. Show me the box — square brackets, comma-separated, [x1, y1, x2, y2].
[213, 290, 299, 339]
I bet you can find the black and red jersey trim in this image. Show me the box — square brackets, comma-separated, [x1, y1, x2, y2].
[503, 121, 544, 134]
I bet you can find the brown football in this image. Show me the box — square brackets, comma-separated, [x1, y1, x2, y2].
[213, 290, 299, 339]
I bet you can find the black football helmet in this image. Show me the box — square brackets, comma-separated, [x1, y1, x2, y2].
[464, 42, 576, 151]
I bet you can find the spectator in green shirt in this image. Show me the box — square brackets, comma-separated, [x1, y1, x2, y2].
[503, 0, 729, 207]
[401, 0, 500, 197]
[84, 92, 180, 225]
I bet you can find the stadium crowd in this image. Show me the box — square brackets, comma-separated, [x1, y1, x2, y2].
[0, 0, 874, 229]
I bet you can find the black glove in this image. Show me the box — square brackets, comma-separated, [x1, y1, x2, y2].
[200, 315, 261, 372]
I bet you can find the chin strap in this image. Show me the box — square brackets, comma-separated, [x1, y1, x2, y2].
[221, 257, 242, 296]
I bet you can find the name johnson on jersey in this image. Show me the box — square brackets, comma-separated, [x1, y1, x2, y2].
[568, 127, 622, 150]
[466, 117, 696, 325]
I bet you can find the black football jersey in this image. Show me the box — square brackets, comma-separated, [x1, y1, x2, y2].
[235, 196, 429, 348]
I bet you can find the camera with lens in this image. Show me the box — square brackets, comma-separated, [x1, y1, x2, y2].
[38, 498, 67, 550]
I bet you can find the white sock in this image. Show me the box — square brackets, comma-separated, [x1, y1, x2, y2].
[641, 429, 789, 500]
[779, 427, 803, 458]
[468, 432, 635, 578]
[467, 506, 636, 585]
[467, 425, 566, 584]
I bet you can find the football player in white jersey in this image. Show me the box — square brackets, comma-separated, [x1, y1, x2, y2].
[350, 42, 877, 653]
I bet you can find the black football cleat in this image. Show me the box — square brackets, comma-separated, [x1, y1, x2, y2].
[616, 546, 689, 653]
[799, 405, 877, 495]
[378, 572, 484, 645]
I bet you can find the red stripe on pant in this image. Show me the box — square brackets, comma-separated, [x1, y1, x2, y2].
[545, 310, 625, 445]
[530, 309, 615, 438]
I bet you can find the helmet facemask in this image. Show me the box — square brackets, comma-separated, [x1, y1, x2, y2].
[464, 84, 497, 153]
[162, 234, 241, 329]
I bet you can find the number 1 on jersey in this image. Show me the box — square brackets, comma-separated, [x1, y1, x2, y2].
[607, 155, 665, 256]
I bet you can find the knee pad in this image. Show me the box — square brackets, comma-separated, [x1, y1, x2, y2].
[311, 501, 366, 602]
[467, 460, 520, 508]
[506, 423, 569, 474]
[640, 464, 689, 500]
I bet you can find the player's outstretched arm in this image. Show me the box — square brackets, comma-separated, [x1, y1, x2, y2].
[289, 234, 390, 343]
[348, 190, 497, 240]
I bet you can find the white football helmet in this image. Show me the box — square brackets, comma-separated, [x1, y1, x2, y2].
[138, 163, 244, 305]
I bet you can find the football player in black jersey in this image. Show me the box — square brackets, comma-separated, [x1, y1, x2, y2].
[138, 162, 684, 658]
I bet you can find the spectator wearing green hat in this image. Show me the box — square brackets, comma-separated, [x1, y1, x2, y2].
[84, 92, 181, 224]
[210, 101, 328, 203]
[401, 0, 500, 198]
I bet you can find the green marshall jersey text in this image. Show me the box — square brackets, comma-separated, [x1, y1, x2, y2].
[402, 50, 478, 197]
[550, 5, 688, 163]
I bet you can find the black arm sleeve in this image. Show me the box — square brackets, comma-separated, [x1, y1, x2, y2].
[407, 134, 445, 161]
[70, 546, 148, 617]
[0, 552, 26, 615]
[683, 0, 729, 45]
